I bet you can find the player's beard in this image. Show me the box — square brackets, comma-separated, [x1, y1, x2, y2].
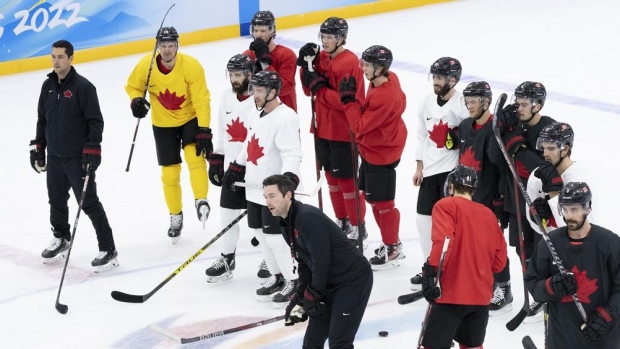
[434, 83, 450, 98]
[232, 79, 250, 95]
[564, 216, 586, 231]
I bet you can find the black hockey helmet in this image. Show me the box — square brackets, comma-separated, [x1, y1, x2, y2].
[227, 54, 255, 72]
[320, 17, 348, 38]
[251, 10, 275, 29]
[157, 26, 179, 42]
[430, 57, 462, 83]
[444, 165, 478, 196]
[558, 182, 592, 211]
[536, 122, 574, 150]
[361, 45, 393, 73]
[463, 81, 492, 100]
[250, 70, 281, 96]
[515, 81, 546, 106]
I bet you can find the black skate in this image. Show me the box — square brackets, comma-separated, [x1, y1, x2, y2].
[205, 253, 235, 283]
[256, 273, 284, 301]
[336, 218, 352, 235]
[272, 279, 299, 309]
[370, 241, 405, 271]
[168, 212, 183, 244]
[347, 223, 368, 250]
[489, 282, 513, 316]
[91, 250, 119, 273]
[195, 199, 210, 230]
[523, 300, 544, 324]
[41, 237, 70, 264]
[257, 259, 272, 279]
[410, 272, 422, 291]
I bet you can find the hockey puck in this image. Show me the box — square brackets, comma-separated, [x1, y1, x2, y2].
[378, 331, 389, 337]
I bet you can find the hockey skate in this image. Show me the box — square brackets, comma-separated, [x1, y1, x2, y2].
[256, 273, 285, 301]
[336, 218, 352, 235]
[272, 279, 299, 309]
[41, 237, 70, 264]
[205, 253, 235, 283]
[347, 223, 368, 250]
[410, 273, 422, 291]
[168, 212, 183, 244]
[91, 250, 119, 273]
[489, 282, 513, 316]
[369, 241, 405, 271]
[195, 199, 210, 230]
[522, 301, 544, 324]
[257, 259, 272, 279]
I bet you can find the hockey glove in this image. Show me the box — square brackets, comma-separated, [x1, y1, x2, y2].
[297, 43, 319, 67]
[130, 97, 150, 119]
[503, 128, 527, 157]
[534, 161, 564, 193]
[495, 103, 518, 135]
[284, 293, 308, 326]
[445, 128, 459, 150]
[29, 139, 47, 173]
[421, 261, 441, 304]
[195, 127, 213, 157]
[249, 39, 272, 65]
[301, 69, 329, 94]
[207, 153, 225, 186]
[582, 306, 616, 343]
[82, 142, 101, 171]
[302, 286, 325, 318]
[222, 161, 246, 192]
[531, 197, 552, 222]
[283, 171, 300, 189]
[338, 76, 357, 104]
[546, 272, 577, 300]
[492, 195, 509, 230]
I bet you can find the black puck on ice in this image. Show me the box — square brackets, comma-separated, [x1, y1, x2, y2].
[378, 331, 389, 337]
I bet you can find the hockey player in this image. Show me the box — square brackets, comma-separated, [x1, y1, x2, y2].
[525, 182, 620, 349]
[410, 57, 468, 288]
[126, 27, 212, 244]
[456, 82, 512, 314]
[221, 71, 301, 307]
[263, 174, 372, 348]
[339, 45, 407, 270]
[421, 165, 507, 349]
[34, 40, 118, 271]
[297, 17, 367, 243]
[244, 10, 297, 111]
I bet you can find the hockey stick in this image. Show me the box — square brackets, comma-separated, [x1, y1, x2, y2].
[491, 93, 587, 323]
[55, 164, 91, 314]
[305, 55, 323, 210]
[522, 335, 538, 349]
[417, 236, 450, 349]
[149, 315, 285, 344]
[397, 290, 424, 305]
[349, 131, 365, 253]
[234, 172, 324, 197]
[125, 4, 175, 172]
[110, 210, 247, 303]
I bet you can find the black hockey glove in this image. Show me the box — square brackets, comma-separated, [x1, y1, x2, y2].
[495, 103, 518, 135]
[130, 97, 150, 119]
[534, 161, 564, 193]
[284, 293, 308, 326]
[207, 153, 224, 187]
[338, 76, 357, 104]
[421, 261, 441, 304]
[29, 139, 47, 173]
[546, 272, 577, 300]
[531, 197, 552, 222]
[492, 195, 509, 230]
[222, 161, 246, 192]
[301, 69, 329, 94]
[195, 127, 213, 157]
[82, 142, 101, 171]
[502, 128, 527, 157]
[249, 39, 272, 65]
[302, 286, 325, 318]
[582, 306, 616, 343]
[296, 43, 319, 67]
[283, 171, 300, 189]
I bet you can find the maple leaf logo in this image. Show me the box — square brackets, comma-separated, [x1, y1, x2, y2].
[227, 117, 247, 143]
[63, 90, 72, 98]
[459, 148, 482, 172]
[157, 89, 186, 110]
[246, 134, 264, 166]
[428, 120, 450, 148]
[560, 265, 598, 304]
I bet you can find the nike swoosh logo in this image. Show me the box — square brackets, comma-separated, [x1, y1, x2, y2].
[426, 117, 432, 121]
[149, 85, 156, 88]
[263, 225, 270, 229]
[333, 169, 340, 172]
[343, 313, 351, 316]
[226, 111, 232, 114]
[366, 192, 371, 196]
[48, 90, 54, 93]
[461, 139, 465, 143]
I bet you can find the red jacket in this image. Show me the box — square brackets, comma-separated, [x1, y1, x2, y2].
[300, 49, 365, 142]
[343, 72, 406, 165]
[244, 44, 297, 112]
[429, 196, 507, 305]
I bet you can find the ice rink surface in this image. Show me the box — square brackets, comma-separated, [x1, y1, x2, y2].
[1, 0, 619, 347]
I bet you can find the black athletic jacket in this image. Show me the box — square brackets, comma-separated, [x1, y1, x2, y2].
[278, 200, 371, 295]
[36, 66, 104, 157]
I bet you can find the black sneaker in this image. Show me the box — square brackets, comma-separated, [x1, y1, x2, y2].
[205, 253, 235, 283]
[41, 237, 70, 263]
[91, 250, 119, 273]
[489, 283, 513, 316]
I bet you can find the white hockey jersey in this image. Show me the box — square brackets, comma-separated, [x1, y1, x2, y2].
[526, 161, 597, 234]
[415, 90, 469, 177]
[235, 102, 303, 204]
[213, 91, 257, 168]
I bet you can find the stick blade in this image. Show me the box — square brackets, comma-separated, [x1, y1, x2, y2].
[522, 335, 538, 349]
[506, 308, 528, 331]
[397, 291, 424, 305]
[55, 302, 68, 314]
[111, 290, 147, 303]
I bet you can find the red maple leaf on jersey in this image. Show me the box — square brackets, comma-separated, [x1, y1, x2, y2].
[246, 134, 264, 166]
[157, 89, 186, 110]
[560, 265, 598, 304]
[428, 120, 450, 148]
[227, 117, 247, 143]
[63, 90, 73, 98]
[459, 147, 482, 172]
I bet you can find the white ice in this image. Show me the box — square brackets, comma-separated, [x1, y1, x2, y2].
[2, 0, 619, 348]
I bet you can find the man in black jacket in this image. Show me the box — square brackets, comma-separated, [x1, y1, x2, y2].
[30, 40, 118, 272]
[262, 174, 372, 348]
